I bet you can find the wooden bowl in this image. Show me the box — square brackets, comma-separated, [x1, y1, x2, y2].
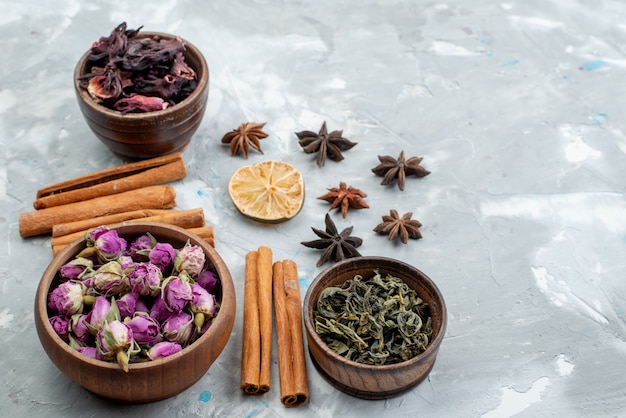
[34, 222, 235, 403]
[74, 32, 209, 161]
[303, 256, 447, 400]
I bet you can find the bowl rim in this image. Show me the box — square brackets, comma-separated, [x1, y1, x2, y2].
[36, 221, 233, 371]
[73, 31, 209, 121]
[303, 255, 447, 371]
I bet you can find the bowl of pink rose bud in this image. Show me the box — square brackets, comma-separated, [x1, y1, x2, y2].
[34, 222, 235, 403]
[74, 22, 209, 161]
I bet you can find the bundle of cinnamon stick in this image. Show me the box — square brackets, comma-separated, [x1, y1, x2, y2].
[241, 246, 309, 407]
[18, 152, 214, 252]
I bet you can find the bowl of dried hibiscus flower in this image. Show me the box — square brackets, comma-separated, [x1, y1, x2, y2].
[303, 256, 447, 399]
[74, 22, 209, 161]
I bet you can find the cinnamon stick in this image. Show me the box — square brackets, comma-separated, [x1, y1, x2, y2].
[36, 152, 183, 199]
[52, 208, 204, 238]
[241, 250, 262, 394]
[19, 185, 176, 238]
[257, 246, 273, 394]
[273, 259, 309, 407]
[33, 160, 186, 210]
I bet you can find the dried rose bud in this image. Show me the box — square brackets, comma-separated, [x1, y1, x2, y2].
[93, 261, 129, 296]
[48, 281, 90, 316]
[190, 283, 217, 333]
[49, 315, 70, 341]
[113, 94, 169, 113]
[197, 269, 219, 293]
[59, 257, 93, 281]
[116, 292, 139, 319]
[162, 311, 194, 346]
[75, 346, 98, 359]
[96, 320, 137, 372]
[88, 295, 113, 333]
[94, 229, 127, 262]
[125, 313, 161, 345]
[129, 233, 155, 261]
[147, 341, 182, 360]
[174, 244, 205, 278]
[70, 313, 92, 343]
[149, 296, 171, 323]
[148, 242, 176, 273]
[128, 263, 162, 297]
[162, 276, 193, 313]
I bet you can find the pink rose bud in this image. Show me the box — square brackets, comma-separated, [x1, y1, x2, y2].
[129, 234, 155, 261]
[93, 261, 129, 296]
[125, 313, 161, 345]
[116, 292, 139, 318]
[190, 283, 218, 333]
[128, 263, 162, 297]
[174, 244, 205, 278]
[162, 277, 193, 313]
[149, 243, 176, 273]
[94, 229, 127, 261]
[149, 296, 172, 323]
[88, 295, 113, 332]
[147, 341, 182, 360]
[96, 320, 135, 372]
[197, 269, 219, 293]
[162, 311, 194, 346]
[49, 315, 70, 341]
[75, 346, 98, 359]
[59, 257, 94, 281]
[70, 313, 92, 343]
[48, 281, 87, 316]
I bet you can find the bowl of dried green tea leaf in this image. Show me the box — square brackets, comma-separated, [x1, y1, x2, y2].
[303, 256, 447, 399]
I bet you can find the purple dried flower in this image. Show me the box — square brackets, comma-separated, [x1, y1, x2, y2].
[171, 52, 196, 80]
[129, 234, 154, 261]
[75, 346, 98, 359]
[94, 229, 127, 261]
[70, 313, 92, 343]
[162, 311, 194, 346]
[197, 269, 219, 293]
[128, 263, 162, 297]
[174, 244, 205, 278]
[59, 257, 93, 281]
[147, 341, 182, 360]
[113, 94, 169, 113]
[148, 242, 176, 273]
[162, 277, 193, 313]
[149, 296, 171, 323]
[125, 313, 161, 345]
[116, 292, 139, 319]
[190, 283, 217, 333]
[88, 295, 113, 332]
[48, 281, 89, 316]
[50, 315, 70, 341]
[93, 261, 129, 296]
[96, 320, 138, 372]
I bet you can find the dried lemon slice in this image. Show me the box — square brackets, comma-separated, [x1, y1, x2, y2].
[228, 160, 305, 224]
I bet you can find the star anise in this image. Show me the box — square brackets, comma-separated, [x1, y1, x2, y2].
[221, 122, 268, 158]
[295, 121, 357, 167]
[318, 181, 369, 218]
[373, 209, 423, 244]
[371, 150, 430, 191]
[301, 213, 363, 267]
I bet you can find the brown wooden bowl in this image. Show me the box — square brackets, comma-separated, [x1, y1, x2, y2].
[303, 256, 447, 400]
[34, 222, 235, 403]
[74, 32, 209, 161]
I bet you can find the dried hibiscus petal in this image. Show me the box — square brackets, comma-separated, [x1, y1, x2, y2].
[113, 95, 169, 113]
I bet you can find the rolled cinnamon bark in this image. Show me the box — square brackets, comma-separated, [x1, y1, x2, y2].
[51, 208, 205, 238]
[36, 152, 183, 199]
[19, 185, 176, 238]
[273, 259, 309, 407]
[33, 160, 186, 209]
[241, 250, 262, 394]
[256, 246, 273, 394]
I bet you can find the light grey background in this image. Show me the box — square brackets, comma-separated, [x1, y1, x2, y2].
[1, 0, 625, 417]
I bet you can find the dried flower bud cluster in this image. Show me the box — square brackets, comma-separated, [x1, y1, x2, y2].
[47, 226, 220, 372]
[78, 22, 197, 113]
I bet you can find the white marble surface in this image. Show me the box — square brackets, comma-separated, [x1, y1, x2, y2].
[2, 0, 626, 416]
